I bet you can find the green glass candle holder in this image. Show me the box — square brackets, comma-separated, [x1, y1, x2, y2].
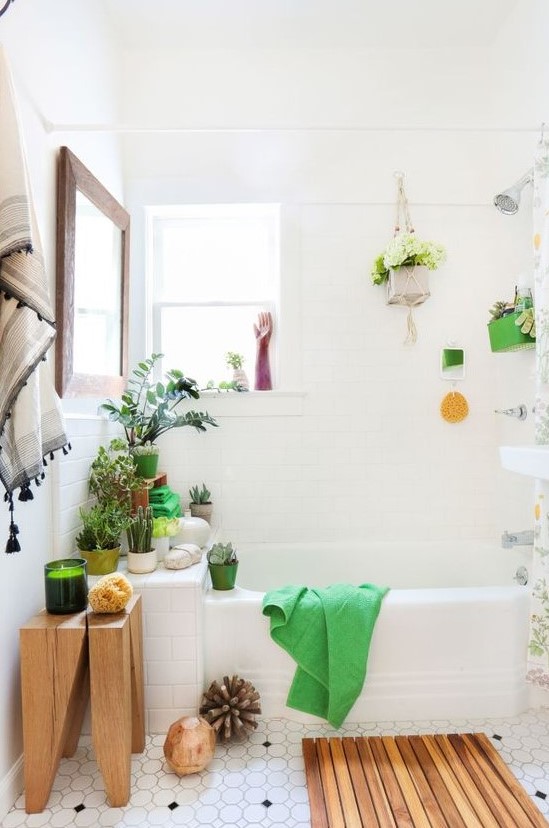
[44, 558, 88, 614]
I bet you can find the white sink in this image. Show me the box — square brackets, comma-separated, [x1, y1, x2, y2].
[499, 445, 549, 480]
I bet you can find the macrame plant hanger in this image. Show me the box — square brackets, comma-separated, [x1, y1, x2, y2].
[388, 172, 430, 344]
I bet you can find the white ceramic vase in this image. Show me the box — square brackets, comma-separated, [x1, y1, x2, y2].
[152, 536, 170, 561]
[127, 549, 157, 574]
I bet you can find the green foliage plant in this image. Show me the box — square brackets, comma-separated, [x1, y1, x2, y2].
[189, 483, 211, 504]
[225, 352, 244, 370]
[100, 353, 218, 448]
[131, 441, 160, 457]
[152, 517, 180, 539]
[88, 439, 144, 510]
[76, 502, 130, 551]
[126, 505, 153, 553]
[207, 541, 238, 566]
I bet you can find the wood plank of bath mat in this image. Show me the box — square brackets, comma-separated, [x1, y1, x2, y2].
[303, 733, 549, 828]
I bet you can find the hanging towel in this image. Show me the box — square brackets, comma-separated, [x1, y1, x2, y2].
[262, 583, 389, 728]
[0, 45, 68, 552]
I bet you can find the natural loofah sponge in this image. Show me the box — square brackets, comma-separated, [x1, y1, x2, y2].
[440, 391, 469, 424]
[88, 572, 133, 613]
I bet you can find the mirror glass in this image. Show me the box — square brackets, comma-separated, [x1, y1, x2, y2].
[55, 146, 130, 398]
[440, 347, 465, 380]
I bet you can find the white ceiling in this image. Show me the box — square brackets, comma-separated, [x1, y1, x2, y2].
[101, 0, 519, 51]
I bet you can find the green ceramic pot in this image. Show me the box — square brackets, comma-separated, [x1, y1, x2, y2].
[79, 547, 121, 576]
[133, 453, 159, 479]
[208, 562, 238, 591]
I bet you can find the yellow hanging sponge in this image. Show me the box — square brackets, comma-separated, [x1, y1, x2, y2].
[88, 572, 133, 613]
[440, 391, 469, 423]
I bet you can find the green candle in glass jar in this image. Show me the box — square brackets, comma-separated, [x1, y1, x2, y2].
[44, 559, 88, 614]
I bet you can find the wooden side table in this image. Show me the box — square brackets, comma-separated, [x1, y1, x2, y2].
[20, 594, 144, 813]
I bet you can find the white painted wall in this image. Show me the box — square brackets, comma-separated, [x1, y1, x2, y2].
[120, 12, 544, 545]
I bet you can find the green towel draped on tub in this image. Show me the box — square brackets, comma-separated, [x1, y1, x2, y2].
[262, 583, 389, 728]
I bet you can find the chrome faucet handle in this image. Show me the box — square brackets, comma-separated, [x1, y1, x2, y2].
[494, 405, 528, 420]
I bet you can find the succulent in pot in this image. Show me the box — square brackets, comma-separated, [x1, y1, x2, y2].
[76, 502, 130, 576]
[152, 516, 180, 560]
[207, 542, 238, 590]
[225, 351, 249, 392]
[126, 505, 157, 573]
[189, 482, 213, 524]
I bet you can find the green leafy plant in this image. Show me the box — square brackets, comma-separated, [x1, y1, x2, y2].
[488, 300, 512, 321]
[152, 516, 180, 538]
[226, 352, 244, 370]
[88, 439, 144, 510]
[76, 502, 130, 551]
[371, 233, 446, 285]
[126, 505, 153, 553]
[100, 353, 218, 448]
[189, 483, 211, 504]
[131, 441, 160, 457]
[207, 541, 238, 566]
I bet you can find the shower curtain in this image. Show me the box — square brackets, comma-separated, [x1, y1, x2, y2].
[528, 138, 549, 688]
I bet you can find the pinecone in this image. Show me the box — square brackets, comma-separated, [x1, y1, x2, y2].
[199, 675, 261, 742]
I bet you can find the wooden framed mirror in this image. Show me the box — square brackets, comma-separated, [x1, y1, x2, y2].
[55, 146, 130, 397]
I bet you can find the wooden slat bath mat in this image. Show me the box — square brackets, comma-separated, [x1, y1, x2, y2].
[302, 733, 548, 827]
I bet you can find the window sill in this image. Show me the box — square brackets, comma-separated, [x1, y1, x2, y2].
[194, 390, 305, 417]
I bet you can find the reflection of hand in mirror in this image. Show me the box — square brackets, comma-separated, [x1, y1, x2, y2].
[253, 311, 273, 390]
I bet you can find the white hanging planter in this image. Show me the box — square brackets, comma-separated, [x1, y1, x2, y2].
[386, 265, 430, 307]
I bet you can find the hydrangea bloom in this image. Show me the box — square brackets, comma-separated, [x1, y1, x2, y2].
[371, 232, 446, 285]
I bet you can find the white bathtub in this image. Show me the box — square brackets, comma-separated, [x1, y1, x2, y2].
[203, 541, 530, 723]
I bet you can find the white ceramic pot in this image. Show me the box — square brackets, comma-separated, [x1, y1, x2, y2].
[127, 549, 157, 574]
[175, 516, 211, 548]
[152, 536, 170, 561]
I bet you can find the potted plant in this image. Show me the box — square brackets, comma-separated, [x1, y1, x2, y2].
[126, 505, 157, 573]
[189, 483, 213, 524]
[207, 541, 238, 590]
[76, 502, 130, 575]
[371, 232, 446, 302]
[225, 352, 249, 392]
[99, 353, 218, 454]
[152, 516, 180, 560]
[89, 439, 146, 506]
[131, 441, 160, 479]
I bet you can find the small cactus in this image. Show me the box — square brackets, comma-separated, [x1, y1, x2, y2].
[126, 505, 153, 553]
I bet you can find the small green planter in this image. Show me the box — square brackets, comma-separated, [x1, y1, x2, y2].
[488, 312, 536, 353]
[133, 453, 159, 478]
[208, 562, 238, 590]
[79, 547, 121, 576]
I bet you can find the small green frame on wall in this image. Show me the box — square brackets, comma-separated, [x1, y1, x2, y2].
[488, 312, 536, 353]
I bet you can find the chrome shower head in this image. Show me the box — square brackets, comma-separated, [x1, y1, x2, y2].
[493, 169, 534, 214]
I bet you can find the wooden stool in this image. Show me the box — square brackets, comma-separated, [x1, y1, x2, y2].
[20, 594, 144, 813]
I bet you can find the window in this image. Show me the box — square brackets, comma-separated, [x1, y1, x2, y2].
[148, 204, 280, 389]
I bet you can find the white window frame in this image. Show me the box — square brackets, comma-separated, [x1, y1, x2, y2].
[144, 204, 302, 414]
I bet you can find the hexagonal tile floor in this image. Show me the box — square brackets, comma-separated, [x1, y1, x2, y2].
[3, 710, 549, 827]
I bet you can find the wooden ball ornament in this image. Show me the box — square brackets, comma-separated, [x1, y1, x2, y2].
[199, 674, 261, 742]
[163, 715, 215, 775]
